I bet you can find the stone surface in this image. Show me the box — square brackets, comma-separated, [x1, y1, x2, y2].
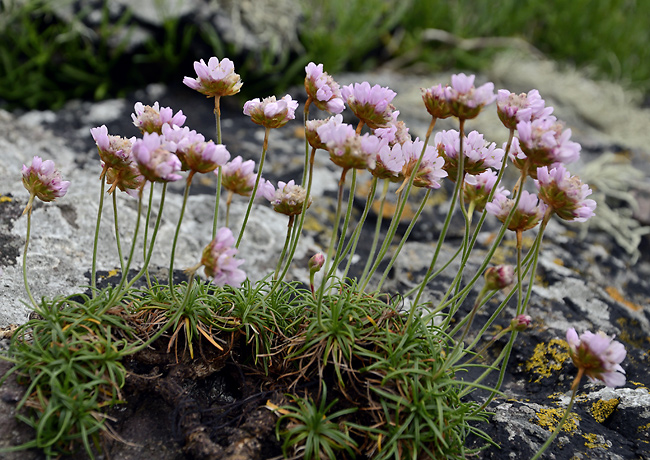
[1, 53, 650, 459]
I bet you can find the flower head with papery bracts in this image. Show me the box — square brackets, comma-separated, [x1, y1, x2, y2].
[304, 62, 345, 114]
[566, 328, 626, 388]
[306, 115, 343, 150]
[243, 95, 298, 129]
[221, 156, 259, 196]
[200, 227, 246, 287]
[317, 121, 376, 171]
[183, 56, 242, 98]
[132, 101, 186, 135]
[535, 165, 596, 222]
[267, 180, 312, 216]
[374, 110, 411, 147]
[162, 124, 230, 174]
[515, 117, 581, 171]
[22, 156, 70, 213]
[435, 129, 504, 179]
[399, 138, 447, 190]
[445, 73, 496, 120]
[90, 125, 134, 173]
[132, 132, 183, 183]
[421, 84, 453, 119]
[484, 265, 515, 290]
[496, 89, 553, 130]
[464, 170, 509, 212]
[341, 81, 396, 129]
[104, 162, 145, 197]
[486, 190, 547, 232]
[369, 135, 405, 181]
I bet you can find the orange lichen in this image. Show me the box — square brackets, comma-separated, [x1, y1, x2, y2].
[605, 286, 643, 311]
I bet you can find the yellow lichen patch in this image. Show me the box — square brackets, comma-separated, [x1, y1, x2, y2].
[590, 398, 619, 423]
[525, 339, 570, 382]
[629, 381, 648, 390]
[605, 286, 643, 311]
[535, 407, 580, 433]
[0, 195, 12, 202]
[583, 433, 609, 449]
[638, 422, 650, 433]
[553, 258, 565, 266]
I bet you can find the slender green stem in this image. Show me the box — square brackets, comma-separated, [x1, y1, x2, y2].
[212, 96, 223, 239]
[91, 177, 106, 297]
[22, 202, 38, 309]
[359, 179, 390, 284]
[112, 191, 125, 274]
[273, 215, 294, 280]
[530, 369, 584, 460]
[341, 176, 378, 281]
[236, 127, 270, 248]
[143, 183, 154, 289]
[169, 171, 195, 300]
[326, 169, 357, 280]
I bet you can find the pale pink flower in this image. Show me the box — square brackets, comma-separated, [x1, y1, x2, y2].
[200, 227, 246, 287]
[161, 124, 229, 173]
[421, 84, 453, 119]
[486, 190, 547, 232]
[183, 56, 242, 98]
[399, 138, 447, 190]
[341, 81, 396, 129]
[243, 95, 298, 129]
[90, 125, 134, 171]
[131, 101, 186, 135]
[306, 115, 343, 150]
[132, 132, 183, 183]
[463, 170, 509, 212]
[304, 62, 345, 114]
[104, 162, 145, 197]
[374, 110, 411, 147]
[369, 135, 405, 180]
[435, 129, 504, 179]
[221, 156, 258, 196]
[566, 328, 626, 388]
[445, 73, 495, 119]
[267, 180, 312, 216]
[22, 156, 70, 212]
[516, 117, 581, 170]
[317, 121, 376, 170]
[496, 89, 553, 129]
[535, 165, 596, 222]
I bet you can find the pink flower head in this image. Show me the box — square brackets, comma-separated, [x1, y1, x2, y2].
[511, 314, 533, 332]
[267, 180, 312, 216]
[132, 101, 186, 135]
[243, 95, 298, 129]
[421, 84, 453, 119]
[341, 81, 396, 129]
[484, 265, 515, 290]
[22, 156, 70, 212]
[434, 129, 504, 179]
[309, 253, 325, 273]
[200, 227, 246, 287]
[566, 328, 626, 388]
[515, 117, 581, 171]
[399, 138, 448, 190]
[132, 132, 183, 183]
[486, 190, 547, 232]
[496, 89, 553, 130]
[535, 165, 596, 222]
[369, 135, 405, 180]
[183, 56, 243, 98]
[463, 170, 509, 212]
[104, 162, 145, 197]
[221, 156, 258, 196]
[162, 124, 229, 173]
[90, 125, 134, 172]
[306, 115, 343, 150]
[304, 62, 345, 114]
[445, 73, 495, 119]
[317, 121, 376, 170]
[374, 110, 411, 147]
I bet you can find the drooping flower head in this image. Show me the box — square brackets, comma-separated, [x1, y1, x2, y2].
[221, 156, 258, 196]
[399, 138, 448, 190]
[341, 81, 396, 129]
[200, 227, 246, 287]
[304, 62, 345, 114]
[566, 328, 626, 388]
[267, 180, 312, 216]
[445, 73, 496, 120]
[243, 95, 298, 129]
[22, 156, 70, 213]
[515, 116, 581, 172]
[90, 125, 134, 173]
[485, 190, 547, 232]
[132, 132, 183, 183]
[131, 101, 186, 135]
[183, 57, 243, 98]
[463, 170, 509, 212]
[535, 165, 596, 222]
[496, 89, 553, 130]
[162, 124, 230, 173]
[434, 129, 504, 179]
[317, 121, 376, 171]
[421, 84, 453, 119]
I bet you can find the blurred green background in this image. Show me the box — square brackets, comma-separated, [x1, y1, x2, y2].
[1, 0, 648, 110]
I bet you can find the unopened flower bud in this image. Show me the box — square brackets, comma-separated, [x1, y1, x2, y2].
[484, 265, 515, 290]
[511, 314, 532, 331]
[309, 253, 325, 273]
